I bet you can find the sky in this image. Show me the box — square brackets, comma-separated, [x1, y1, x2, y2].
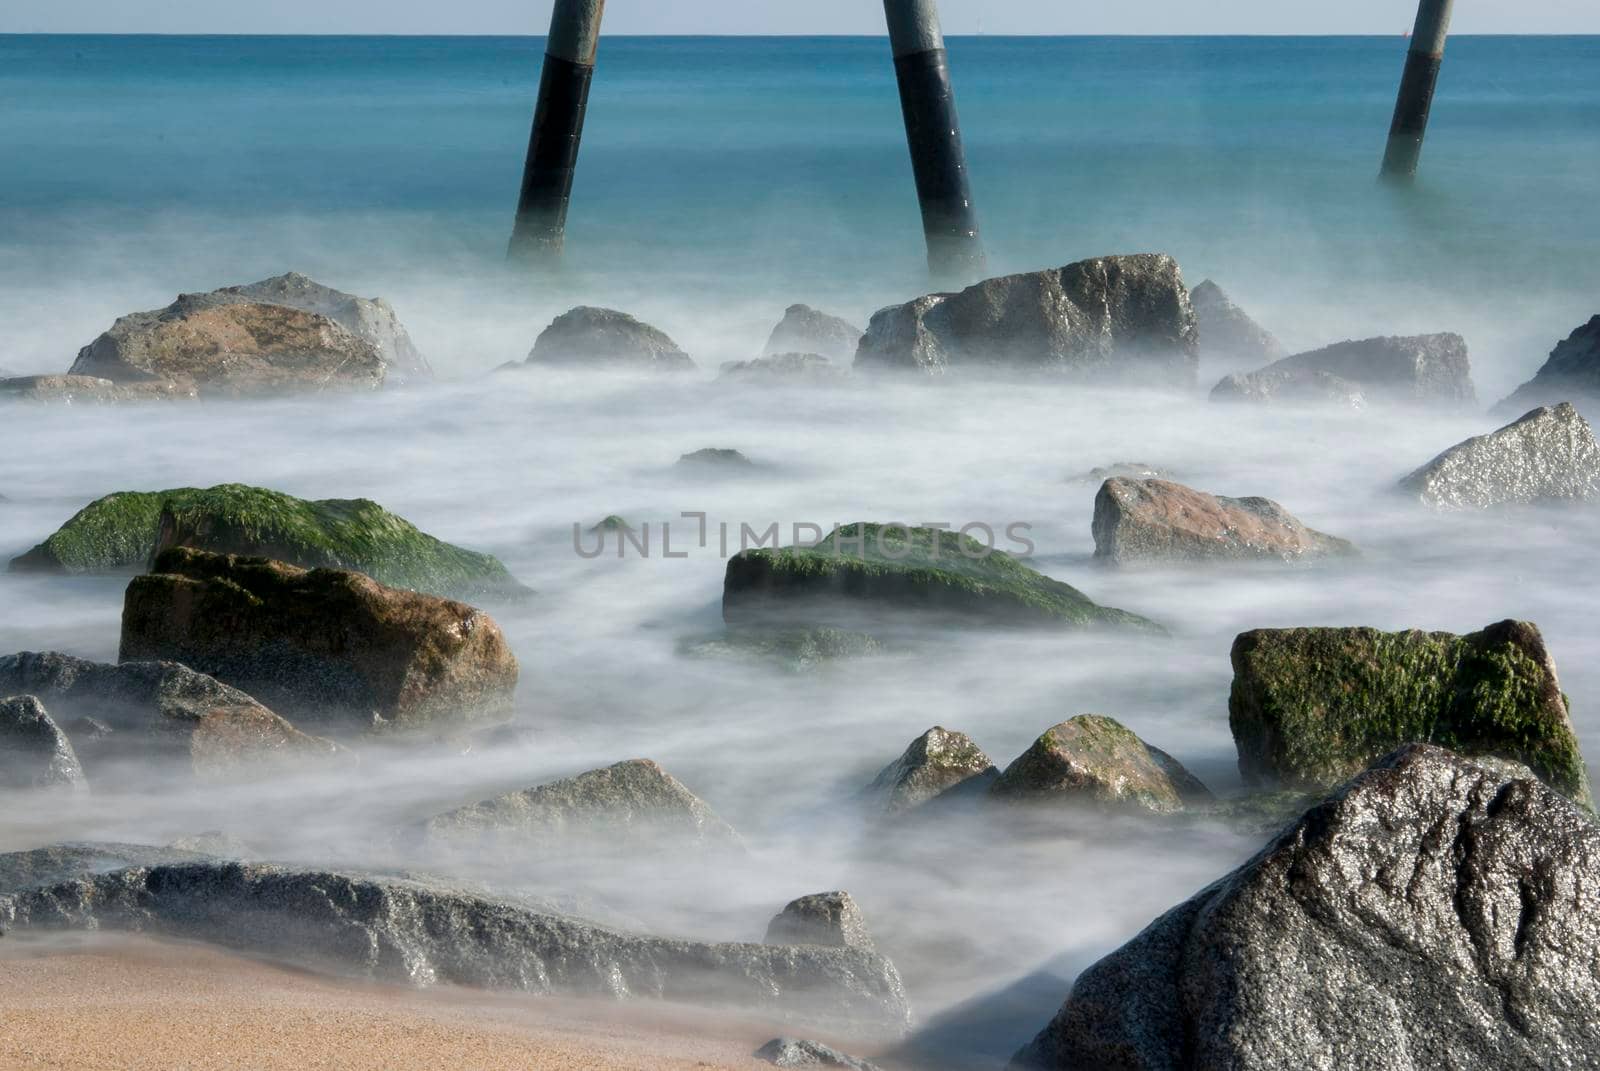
[4, 1, 1599, 36]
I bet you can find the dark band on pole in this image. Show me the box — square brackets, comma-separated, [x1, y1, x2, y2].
[1380, 0, 1454, 180]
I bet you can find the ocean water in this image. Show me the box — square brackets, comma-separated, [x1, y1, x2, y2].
[1, 34, 1599, 1065]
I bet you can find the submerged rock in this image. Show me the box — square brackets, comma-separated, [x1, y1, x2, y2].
[0, 652, 336, 780]
[867, 727, 997, 814]
[723, 523, 1159, 632]
[679, 627, 884, 671]
[1069, 461, 1170, 484]
[525, 306, 695, 371]
[1223, 333, 1474, 407]
[226, 271, 430, 385]
[0, 696, 86, 791]
[719, 352, 843, 383]
[1494, 315, 1600, 417]
[1091, 477, 1356, 565]
[1228, 619, 1591, 806]
[764, 304, 864, 362]
[1012, 745, 1600, 1070]
[0, 374, 198, 404]
[422, 759, 740, 851]
[1189, 280, 1285, 367]
[766, 892, 875, 952]
[1397, 402, 1600, 510]
[989, 715, 1207, 815]
[1209, 367, 1367, 408]
[589, 514, 632, 532]
[755, 1037, 884, 1070]
[676, 447, 756, 470]
[0, 860, 911, 1031]
[855, 255, 1198, 385]
[8, 483, 527, 601]
[120, 548, 519, 733]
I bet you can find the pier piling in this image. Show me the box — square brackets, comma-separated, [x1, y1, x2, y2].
[1380, 0, 1455, 180]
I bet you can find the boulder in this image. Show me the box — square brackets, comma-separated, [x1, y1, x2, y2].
[755, 1037, 884, 1070]
[1229, 619, 1591, 806]
[719, 352, 844, 383]
[766, 892, 875, 951]
[0, 696, 86, 791]
[854, 255, 1198, 385]
[421, 759, 739, 851]
[8, 483, 528, 601]
[1223, 333, 1473, 407]
[0, 374, 198, 404]
[0, 652, 337, 780]
[1209, 367, 1367, 408]
[867, 727, 997, 813]
[764, 305, 864, 361]
[1189, 280, 1285, 366]
[1397, 403, 1600, 510]
[989, 715, 1208, 815]
[0, 861, 911, 1031]
[724, 524, 1159, 632]
[589, 514, 631, 532]
[676, 447, 756, 470]
[1494, 315, 1600, 417]
[1011, 745, 1600, 1070]
[525, 306, 695, 371]
[0, 841, 218, 896]
[69, 289, 386, 397]
[226, 272, 430, 385]
[1091, 478, 1357, 565]
[119, 548, 519, 733]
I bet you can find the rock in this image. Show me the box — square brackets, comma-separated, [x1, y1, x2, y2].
[0, 374, 198, 404]
[719, 352, 844, 383]
[1397, 403, 1600, 510]
[989, 715, 1207, 815]
[0, 652, 337, 780]
[421, 759, 740, 851]
[1091, 478, 1357, 565]
[1011, 745, 1600, 1070]
[867, 727, 996, 813]
[755, 1037, 884, 1070]
[165, 831, 256, 858]
[8, 483, 527, 601]
[1494, 315, 1600, 417]
[525, 307, 695, 371]
[589, 514, 631, 532]
[0, 860, 911, 1031]
[1069, 462, 1169, 484]
[1209, 367, 1367, 408]
[724, 524, 1159, 632]
[226, 272, 431, 385]
[854, 254, 1198, 385]
[1223, 333, 1474, 407]
[1189, 280, 1285, 366]
[0, 696, 86, 791]
[69, 289, 387, 397]
[764, 305, 864, 361]
[1228, 619, 1591, 806]
[0, 842, 217, 896]
[119, 548, 519, 733]
[676, 447, 756, 470]
[766, 892, 875, 951]
[679, 627, 884, 671]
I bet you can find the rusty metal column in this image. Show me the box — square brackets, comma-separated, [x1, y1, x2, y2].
[508, 0, 605, 262]
[884, 0, 986, 287]
[1380, 0, 1454, 180]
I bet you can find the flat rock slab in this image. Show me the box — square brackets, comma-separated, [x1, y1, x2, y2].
[1398, 402, 1600, 510]
[1226, 333, 1474, 407]
[1209, 367, 1366, 408]
[0, 374, 197, 404]
[1092, 477, 1356, 565]
[719, 352, 844, 383]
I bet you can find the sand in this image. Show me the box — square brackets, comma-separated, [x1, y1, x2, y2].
[0, 932, 808, 1071]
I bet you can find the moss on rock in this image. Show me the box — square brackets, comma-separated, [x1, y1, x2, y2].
[9, 484, 527, 601]
[1229, 619, 1591, 807]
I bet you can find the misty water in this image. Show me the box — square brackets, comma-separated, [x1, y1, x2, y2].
[2, 32, 1599, 1066]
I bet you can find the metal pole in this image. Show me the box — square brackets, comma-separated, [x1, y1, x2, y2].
[1380, 0, 1454, 180]
[883, 0, 986, 287]
[508, 0, 605, 262]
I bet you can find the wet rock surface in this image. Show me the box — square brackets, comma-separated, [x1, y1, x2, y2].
[989, 715, 1207, 815]
[867, 727, 996, 814]
[764, 304, 864, 361]
[0, 374, 199, 404]
[1189, 280, 1285, 367]
[0, 860, 912, 1031]
[723, 523, 1160, 632]
[227, 271, 430, 385]
[422, 759, 741, 851]
[0, 695, 86, 790]
[719, 351, 843, 382]
[1398, 402, 1600, 510]
[1012, 745, 1600, 1070]
[755, 1037, 884, 1070]
[766, 892, 875, 951]
[854, 254, 1198, 385]
[1209, 366, 1367, 408]
[1494, 314, 1600, 417]
[1069, 461, 1170, 484]
[1228, 333, 1474, 406]
[1092, 477, 1357, 565]
[119, 548, 519, 733]
[0, 841, 218, 896]
[1229, 619, 1590, 805]
[525, 306, 695, 371]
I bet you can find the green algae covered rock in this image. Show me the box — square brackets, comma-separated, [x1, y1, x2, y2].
[723, 523, 1158, 631]
[1229, 619, 1591, 807]
[9, 484, 527, 601]
[990, 714, 1209, 815]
